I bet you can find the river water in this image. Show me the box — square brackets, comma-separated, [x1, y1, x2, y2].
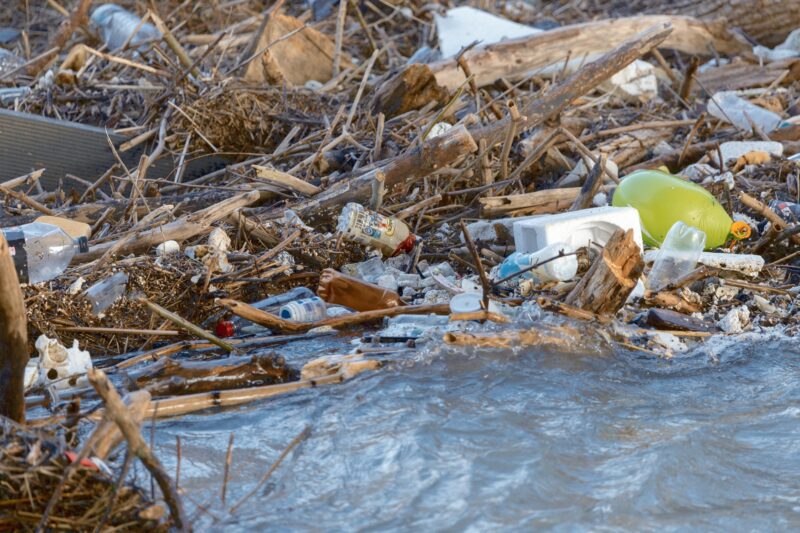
[150, 330, 800, 531]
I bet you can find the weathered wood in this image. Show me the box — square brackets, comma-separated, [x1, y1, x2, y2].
[570, 154, 606, 211]
[292, 125, 477, 220]
[469, 23, 674, 150]
[370, 64, 449, 118]
[565, 229, 644, 315]
[0, 232, 29, 423]
[88, 369, 188, 531]
[218, 299, 450, 333]
[480, 185, 614, 217]
[85, 390, 151, 460]
[75, 190, 266, 262]
[429, 16, 742, 91]
[644, 308, 715, 332]
[130, 353, 297, 396]
[620, 0, 800, 47]
[253, 165, 321, 195]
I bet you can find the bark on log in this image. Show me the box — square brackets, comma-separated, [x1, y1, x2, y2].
[429, 16, 743, 91]
[130, 353, 298, 396]
[480, 185, 614, 217]
[617, 0, 800, 47]
[88, 369, 189, 531]
[371, 64, 450, 118]
[75, 190, 266, 263]
[469, 23, 674, 150]
[565, 229, 644, 315]
[0, 232, 29, 423]
[291, 125, 477, 220]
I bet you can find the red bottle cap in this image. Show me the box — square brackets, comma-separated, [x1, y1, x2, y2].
[215, 320, 235, 338]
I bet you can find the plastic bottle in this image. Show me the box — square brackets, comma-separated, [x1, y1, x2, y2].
[1, 222, 89, 284]
[83, 271, 128, 315]
[279, 296, 327, 322]
[228, 287, 316, 333]
[0, 48, 24, 77]
[337, 203, 417, 257]
[707, 91, 782, 133]
[646, 222, 706, 292]
[317, 268, 405, 312]
[496, 243, 577, 282]
[612, 169, 744, 249]
[89, 4, 161, 52]
[770, 200, 800, 223]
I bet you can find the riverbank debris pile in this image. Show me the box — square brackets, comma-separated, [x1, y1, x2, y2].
[1, 0, 800, 529]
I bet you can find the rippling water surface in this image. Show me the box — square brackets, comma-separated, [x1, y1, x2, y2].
[150, 332, 800, 530]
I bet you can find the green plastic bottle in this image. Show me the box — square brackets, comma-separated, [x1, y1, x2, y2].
[612, 169, 735, 249]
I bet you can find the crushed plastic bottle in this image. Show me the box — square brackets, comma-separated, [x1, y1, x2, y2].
[707, 91, 782, 133]
[317, 268, 405, 312]
[89, 4, 161, 52]
[1, 222, 89, 284]
[279, 296, 327, 323]
[646, 222, 706, 292]
[496, 243, 578, 283]
[83, 271, 128, 315]
[337, 203, 417, 257]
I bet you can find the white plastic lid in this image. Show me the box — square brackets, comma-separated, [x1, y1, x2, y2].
[449, 292, 483, 314]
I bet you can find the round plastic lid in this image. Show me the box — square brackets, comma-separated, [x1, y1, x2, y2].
[449, 292, 483, 314]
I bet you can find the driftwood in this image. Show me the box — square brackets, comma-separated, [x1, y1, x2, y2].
[218, 300, 450, 333]
[371, 64, 449, 118]
[88, 369, 188, 531]
[0, 232, 28, 423]
[130, 353, 298, 396]
[565, 229, 644, 315]
[480, 185, 613, 217]
[76, 190, 266, 262]
[644, 308, 716, 333]
[428, 16, 744, 91]
[621, 0, 800, 47]
[84, 390, 151, 460]
[292, 125, 477, 219]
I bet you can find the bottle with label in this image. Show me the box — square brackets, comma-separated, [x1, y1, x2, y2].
[317, 268, 405, 312]
[1, 222, 89, 284]
[646, 221, 706, 292]
[227, 287, 316, 334]
[279, 296, 327, 323]
[337, 203, 417, 257]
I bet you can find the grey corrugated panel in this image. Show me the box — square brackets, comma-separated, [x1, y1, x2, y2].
[0, 108, 226, 190]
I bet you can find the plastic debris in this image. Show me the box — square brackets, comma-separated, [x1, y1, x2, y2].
[707, 91, 782, 133]
[434, 6, 541, 59]
[89, 4, 161, 52]
[83, 271, 129, 316]
[34, 335, 92, 389]
[717, 306, 751, 334]
[338, 203, 417, 257]
[646, 222, 706, 292]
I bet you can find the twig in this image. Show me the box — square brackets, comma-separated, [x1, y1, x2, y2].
[229, 426, 311, 514]
[460, 220, 491, 309]
[142, 298, 236, 353]
[221, 433, 235, 507]
[332, 0, 348, 77]
[499, 100, 522, 181]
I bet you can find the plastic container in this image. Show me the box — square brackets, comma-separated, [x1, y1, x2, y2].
[612, 169, 741, 249]
[707, 91, 782, 133]
[337, 203, 417, 257]
[770, 200, 800, 223]
[317, 268, 405, 312]
[513, 206, 642, 254]
[646, 222, 706, 292]
[449, 292, 502, 315]
[83, 271, 128, 315]
[89, 4, 161, 52]
[279, 296, 327, 323]
[1, 222, 89, 284]
[496, 243, 578, 282]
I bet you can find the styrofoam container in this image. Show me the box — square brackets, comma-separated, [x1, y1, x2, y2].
[513, 206, 643, 253]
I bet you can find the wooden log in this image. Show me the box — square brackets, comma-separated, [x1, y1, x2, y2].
[84, 390, 151, 460]
[218, 300, 450, 333]
[621, 0, 800, 47]
[565, 229, 644, 315]
[75, 190, 266, 262]
[253, 165, 321, 196]
[644, 308, 716, 333]
[130, 353, 298, 396]
[0, 232, 29, 423]
[88, 369, 188, 531]
[429, 16, 743, 91]
[469, 23, 674, 150]
[480, 186, 613, 217]
[370, 64, 450, 118]
[292, 125, 477, 220]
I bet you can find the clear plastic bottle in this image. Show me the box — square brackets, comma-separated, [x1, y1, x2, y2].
[496, 242, 577, 282]
[646, 221, 706, 292]
[228, 287, 315, 333]
[337, 203, 417, 257]
[83, 271, 129, 315]
[707, 91, 782, 133]
[0, 48, 24, 77]
[1, 222, 89, 284]
[279, 296, 327, 323]
[89, 4, 161, 52]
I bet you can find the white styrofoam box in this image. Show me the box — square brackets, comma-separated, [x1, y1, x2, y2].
[513, 206, 643, 253]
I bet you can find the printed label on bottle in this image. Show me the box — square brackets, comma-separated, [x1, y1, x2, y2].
[3, 229, 28, 283]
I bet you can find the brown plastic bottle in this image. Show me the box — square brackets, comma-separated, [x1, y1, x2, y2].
[317, 268, 405, 312]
